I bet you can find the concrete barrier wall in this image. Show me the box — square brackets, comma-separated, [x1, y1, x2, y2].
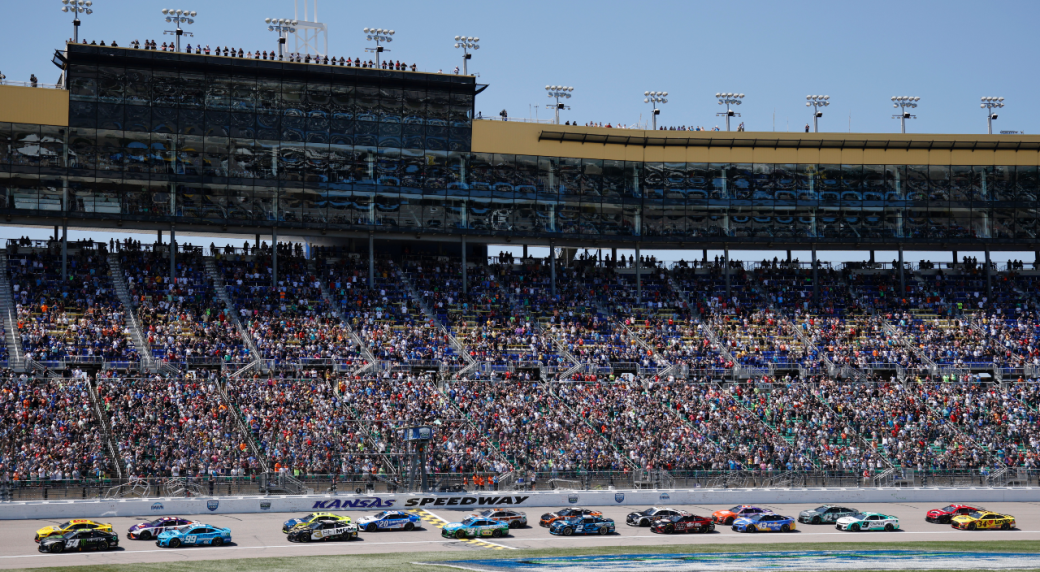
[4, 488, 1040, 520]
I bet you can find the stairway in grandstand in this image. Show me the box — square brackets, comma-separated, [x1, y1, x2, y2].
[0, 250, 24, 371]
[106, 253, 159, 373]
[393, 263, 476, 373]
[307, 258, 377, 374]
[203, 257, 264, 373]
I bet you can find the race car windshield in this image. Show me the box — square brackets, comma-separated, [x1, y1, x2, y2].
[640, 509, 655, 515]
[940, 505, 957, 512]
[371, 512, 387, 519]
[813, 506, 830, 512]
[727, 506, 744, 512]
[477, 510, 494, 517]
[461, 518, 477, 526]
[667, 515, 685, 522]
[744, 514, 764, 522]
[57, 522, 72, 530]
[967, 511, 985, 519]
[849, 513, 868, 520]
[298, 514, 316, 520]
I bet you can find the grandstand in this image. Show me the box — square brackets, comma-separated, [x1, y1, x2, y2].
[4, 40, 1040, 498]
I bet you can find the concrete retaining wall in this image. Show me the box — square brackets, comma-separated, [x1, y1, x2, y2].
[4, 488, 1040, 520]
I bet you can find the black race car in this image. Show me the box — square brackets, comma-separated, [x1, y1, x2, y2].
[286, 520, 359, 542]
[651, 513, 715, 534]
[626, 507, 683, 527]
[39, 529, 119, 553]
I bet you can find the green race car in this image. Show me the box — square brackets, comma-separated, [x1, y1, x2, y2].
[835, 512, 900, 532]
[441, 517, 509, 540]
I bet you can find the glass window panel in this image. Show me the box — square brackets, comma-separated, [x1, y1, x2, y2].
[205, 110, 230, 137]
[355, 86, 378, 121]
[230, 112, 255, 139]
[331, 84, 354, 118]
[559, 157, 581, 196]
[602, 159, 624, 199]
[378, 87, 402, 123]
[1016, 166, 1039, 202]
[305, 82, 331, 116]
[951, 165, 973, 202]
[862, 165, 885, 201]
[538, 156, 558, 196]
[68, 64, 97, 102]
[97, 103, 124, 131]
[797, 164, 819, 200]
[230, 75, 256, 112]
[403, 90, 424, 124]
[709, 163, 730, 199]
[885, 165, 905, 199]
[644, 162, 665, 199]
[906, 165, 928, 201]
[928, 165, 951, 202]
[256, 113, 280, 141]
[426, 89, 448, 126]
[256, 78, 280, 115]
[205, 74, 232, 111]
[126, 105, 150, 133]
[93, 129, 121, 174]
[731, 163, 753, 199]
[819, 164, 841, 203]
[180, 72, 205, 108]
[424, 151, 447, 190]
[278, 142, 305, 182]
[281, 81, 306, 115]
[514, 155, 538, 197]
[229, 140, 260, 180]
[151, 68, 178, 106]
[375, 189, 400, 227]
[68, 128, 96, 172]
[96, 66, 124, 104]
[178, 108, 204, 135]
[177, 135, 204, 176]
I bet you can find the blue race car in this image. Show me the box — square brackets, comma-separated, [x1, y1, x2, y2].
[549, 516, 616, 536]
[355, 511, 422, 532]
[731, 513, 797, 533]
[156, 524, 231, 548]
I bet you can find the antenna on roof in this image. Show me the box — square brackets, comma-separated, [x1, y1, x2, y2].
[292, 0, 327, 57]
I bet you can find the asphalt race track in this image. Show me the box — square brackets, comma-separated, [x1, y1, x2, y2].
[5, 501, 1040, 569]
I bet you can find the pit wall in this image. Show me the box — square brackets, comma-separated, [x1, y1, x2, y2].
[5, 488, 1040, 520]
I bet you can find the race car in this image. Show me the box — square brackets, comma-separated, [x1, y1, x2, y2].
[539, 508, 603, 527]
[626, 507, 684, 527]
[441, 517, 510, 539]
[798, 505, 859, 525]
[951, 510, 1016, 531]
[549, 515, 616, 536]
[38, 529, 119, 553]
[732, 513, 797, 533]
[835, 512, 900, 532]
[651, 513, 715, 534]
[286, 520, 359, 542]
[127, 517, 198, 540]
[35, 520, 113, 542]
[926, 504, 984, 524]
[471, 509, 527, 529]
[156, 524, 232, 547]
[712, 505, 773, 525]
[356, 511, 422, 532]
[282, 512, 352, 533]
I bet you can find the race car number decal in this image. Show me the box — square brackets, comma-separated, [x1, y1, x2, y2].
[66, 539, 78, 549]
[185, 535, 197, 544]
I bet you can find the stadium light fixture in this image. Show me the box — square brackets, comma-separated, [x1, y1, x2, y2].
[891, 95, 920, 134]
[716, 92, 744, 131]
[805, 95, 830, 133]
[61, 0, 93, 45]
[454, 35, 479, 76]
[644, 91, 668, 130]
[981, 96, 1005, 135]
[364, 28, 395, 67]
[162, 8, 197, 53]
[267, 18, 298, 60]
[545, 85, 573, 125]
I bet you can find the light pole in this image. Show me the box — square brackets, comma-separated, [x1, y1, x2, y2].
[161, 8, 197, 53]
[715, 92, 744, 131]
[805, 95, 830, 133]
[981, 97, 1005, 135]
[891, 96, 919, 133]
[364, 28, 394, 67]
[644, 91, 667, 130]
[454, 36, 479, 76]
[61, 0, 93, 44]
[545, 86, 573, 125]
[266, 18, 298, 60]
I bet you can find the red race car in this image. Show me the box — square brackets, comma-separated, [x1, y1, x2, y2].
[651, 512, 715, 534]
[926, 504, 984, 524]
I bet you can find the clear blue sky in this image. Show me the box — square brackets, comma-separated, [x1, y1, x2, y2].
[2, 0, 1038, 263]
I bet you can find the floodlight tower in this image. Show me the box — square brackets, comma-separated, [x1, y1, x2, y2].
[806, 95, 830, 133]
[545, 86, 573, 125]
[60, 0, 93, 44]
[292, 0, 327, 58]
[891, 96, 920, 133]
[161, 8, 197, 53]
[454, 36, 479, 76]
[644, 91, 668, 130]
[716, 92, 744, 131]
[266, 18, 298, 60]
[364, 28, 394, 67]
[981, 97, 1005, 135]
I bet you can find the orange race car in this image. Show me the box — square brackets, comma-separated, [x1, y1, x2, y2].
[539, 508, 602, 527]
[711, 505, 773, 526]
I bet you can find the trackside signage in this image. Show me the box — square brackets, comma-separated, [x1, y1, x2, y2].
[4, 488, 1040, 520]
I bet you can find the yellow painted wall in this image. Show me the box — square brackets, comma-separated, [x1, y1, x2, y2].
[471, 120, 1040, 165]
[0, 85, 69, 126]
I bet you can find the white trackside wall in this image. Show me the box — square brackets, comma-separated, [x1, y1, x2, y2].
[4, 488, 1040, 520]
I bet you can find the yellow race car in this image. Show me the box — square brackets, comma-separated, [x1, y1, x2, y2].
[951, 510, 1016, 531]
[35, 520, 113, 542]
[282, 512, 352, 533]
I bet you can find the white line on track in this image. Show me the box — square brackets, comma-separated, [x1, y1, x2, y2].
[490, 529, 1040, 542]
[420, 508, 516, 550]
[2, 539, 464, 561]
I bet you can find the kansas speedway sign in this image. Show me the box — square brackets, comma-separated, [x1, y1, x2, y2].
[404, 495, 531, 508]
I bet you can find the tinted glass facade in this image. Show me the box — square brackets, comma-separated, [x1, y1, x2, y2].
[0, 44, 1036, 248]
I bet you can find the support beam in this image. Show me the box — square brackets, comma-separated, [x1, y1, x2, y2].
[612, 247, 617, 267]
[368, 233, 375, 289]
[635, 244, 642, 303]
[170, 228, 176, 287]
[869, 250, 875, 264]
[54, 226, 58, 240]
[255, 234, 260, 249]
[953, 251, 958, 267]
[724, 247, 731, 299]
[272, 228, 278, 288]
[898, 248, 904, 298]
[61, 224, 67, 282]
[702, 249, 708, 264]
[550, 241, 556, 297]
[812, 248, 818, 305]
[522, 244, 528, 260]
[786, 249, 792, 263]
[461, 237, 468, 295]
[157, 229, 163, 244]
[985, 250, 992, 298]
